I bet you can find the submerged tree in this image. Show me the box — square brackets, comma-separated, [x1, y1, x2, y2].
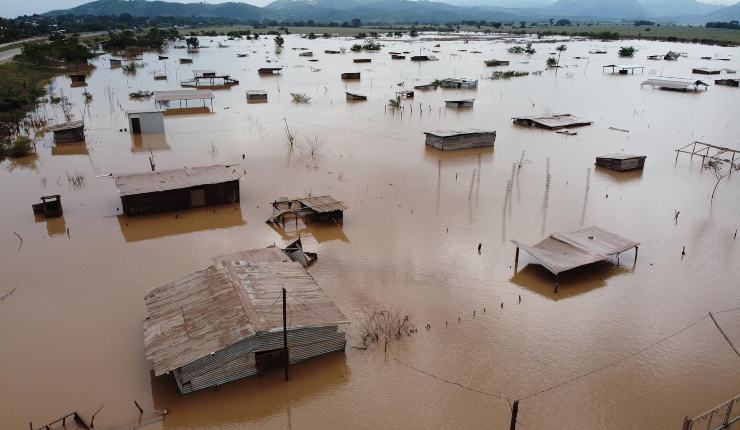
[546, 57, 558, 68]
[274, 34, 284, 47]
[704, 159, 740, 201]
[619, 46, 635, 57]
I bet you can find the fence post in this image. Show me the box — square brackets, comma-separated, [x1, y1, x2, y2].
[682, 416, 691, 430]
[509, 400, 519, 430]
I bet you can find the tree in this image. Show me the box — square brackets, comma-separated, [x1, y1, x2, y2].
[546, 57, 558, 68]
[186, 36, 199, 48]
[556, 19, 571, 26]
[704, 159, 740, 201]
[351, 18, 362, 27]
[274, 34, 284, 47]
[618, 46, 635, 57]
[409, 28, 418, 37]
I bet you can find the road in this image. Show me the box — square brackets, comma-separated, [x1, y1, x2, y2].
[0, 32, 108, 63]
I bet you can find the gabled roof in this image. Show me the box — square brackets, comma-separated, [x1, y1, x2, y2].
[114, 165, 240, 196]
[143, 247, 348, 375]
[512, 226, 639, 276]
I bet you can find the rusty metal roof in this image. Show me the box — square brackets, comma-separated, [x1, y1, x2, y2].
[424, 129, 492, 138]
[47, 120, 84, 132]
[143, 247, 347, 375]
[299, 195, 348, 213]
[113, 165, 240, 197]
[512, 226, 639, 276]
[513, 114, 592, 129]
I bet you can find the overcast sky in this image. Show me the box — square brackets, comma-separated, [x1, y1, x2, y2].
[3, 0, 737, 19]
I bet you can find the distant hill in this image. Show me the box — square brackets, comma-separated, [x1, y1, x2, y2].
[544, 0, 650, 19]
[47, 0, 264, 21]
[706, 1, 740, 20]
[641, 0, 722, 18]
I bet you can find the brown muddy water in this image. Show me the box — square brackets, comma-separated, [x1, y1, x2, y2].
[1, 34, 740, 430]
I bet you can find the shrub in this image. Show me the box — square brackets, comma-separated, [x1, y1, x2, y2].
[291, 92, 311, 103]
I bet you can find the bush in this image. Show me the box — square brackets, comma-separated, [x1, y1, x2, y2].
[291, 93, 311, 103]
[619, 46, 636, 57]
[0, 136, 33, 158]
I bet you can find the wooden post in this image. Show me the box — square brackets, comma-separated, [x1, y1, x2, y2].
[633, 246, 638, 268]
[681, 416, 691, 430]
[514, 247, 519, 272]
[283, 287, 289, 381]
[723, 398, 734, 426]
[509, 400, 519, 430]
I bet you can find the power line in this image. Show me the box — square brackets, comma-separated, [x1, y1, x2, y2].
[519, 314, 710, 401]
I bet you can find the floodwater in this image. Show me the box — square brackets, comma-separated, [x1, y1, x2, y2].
[1, 33, 740, 430]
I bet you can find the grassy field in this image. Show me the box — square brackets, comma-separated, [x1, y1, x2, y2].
[0, 60, 57, 131]
[180, 24, 740, 46]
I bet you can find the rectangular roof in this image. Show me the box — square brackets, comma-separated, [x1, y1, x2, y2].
[114, 165, 240, 196]
[143, 247, 347, 375]
[641, 77, 708, 90]
[603, 64, 644, 69]
[596, 153, 646, 160]
[47, 120, 83, 132]
[513, 114, 592, 129]
[299, 195, 348, 213]
[425, 129, 493, 138]
[126, 108, 165, 115]
[512, 226, 639, 276]
[153, 89, 215, 103]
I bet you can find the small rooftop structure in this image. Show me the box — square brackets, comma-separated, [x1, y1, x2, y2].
[346, 91, 367, 101]
[158, 55, 168, 60]
[126, 109, 165, 134]
[353, 58, 371, 63]
[258, 67, 282, 76]
[445, 99, 474, 108]
[414, 82, 438, 90]
[47, 120, 85, 143]
[424, 129, 495, 151]
[32, 195, 63, 219]
[391, 54, 406, 60]
[143, 246, 347, 393]
[109, 58, 122, 68]
[341, 72, 360, 80]
[181, 75, 239, 88]
[512, 114, 592, 130]
[68, 74, 87, 87]
[602, 64, 645, 75]
[179, 58, 193, 64]
[440, 78, 478, 89]
[715, 78, 740, 87]
[641, 77, 708, 92]
[154, 90, 215, 109]
[595, 153, 646, 171]
[114, 165, 240, 216]
[692, 67, 722, 75]
[647, 55, 662, 60]
[410, 55, 438, 61]
[396, 90, 414, 99]
[664, 51, 680, 61]
[246, 90, 268, 102]
[192, 69, 216, 77]
[268, 195, 347, 226]
[324, 50, 340, 54]
[512, 226, 639, 281]
[299, 51, 313, 57]
[485, 59, 509, 67]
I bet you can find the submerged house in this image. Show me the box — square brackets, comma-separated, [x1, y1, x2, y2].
[512, 114, 592, 130]
[258, 67, 282, 76]
[109, 58, 122, 68]
[246, 90, 268, 102]
[179, 58, 193, 64]
[48, 120, 85, 143]
[595, 154, 646, 171]
[68, 74, 87, 87]
[143, 246, 348, 394]
[484, 59, 509, 67]
[641, 77, 708, 92]
[445, 99, 474, 108]
[692, 67, 722, 75]
[114, 165, 241, 216]
[341, 72, 361, 80]
[410, 55, 438, 61]
[664, 51, 680, 61]
[715, 78, 740, 87]
[424, 129, 495, 151]
[602, 64, 645, 75]
[345, 92, 367, 101]
[353, 58, 371, 63]
[268, 195, 347, 226]
[440, 78, 478, 89]
[126, 109, 165, 134]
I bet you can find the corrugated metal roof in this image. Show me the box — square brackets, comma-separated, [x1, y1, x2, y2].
[512, 226, 639, 276]
[47, 120, 84, 132]
[596, 153, 646, 161]
[143, 247, 347, 375]
[114, 165, 240, 196]
[425, 129, 493, 138]
[298, 195, 348, 213]
[153, 89, 215, 103]
[513, 114, 592, 129]
[641, 77, 708, 90]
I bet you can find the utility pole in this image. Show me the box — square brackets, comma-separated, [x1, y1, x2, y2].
[509, 400, 519, 430]
[283, 287, 289, 381]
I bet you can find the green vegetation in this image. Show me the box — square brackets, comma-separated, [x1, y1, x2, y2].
[274, 34, 285, 47]
[706, 21, 740, 30]
[546, 57, 559, 68]
[492, 70, 530, 79]
[186, 36, 200, 49]
[129, 91, 153, 99]
[507, 43, 535, 54]
[619, 46, 636, 57]
[103, 28, 178, 51]
[17, 36, 94, 66]
[388, 96, 401, 108]
[0, 135, 34, 158]
[291, 93, 311, 103]
[122, 62, 143, 74]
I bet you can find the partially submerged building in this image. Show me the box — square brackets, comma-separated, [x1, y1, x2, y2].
[602, 64, 645, 75]
[512, 114, 592, 130]
[154, 90, 215, 110]
[126, 109, 165, 134]
[48, 120, 85, 143]
[440, 78, 478, 89]
[143, 246, 347, 394]
[68, 74, 87, 87]
[179, 58, 193, 64]
[341, 72, 361, 80]
[258, 67, 282, 76]
[692, 67, 722, 75]
[391, 54, 406, 60]
[246, 90, 268, 102]
[114, 165, 241, 216]
[299, 51, 314, 57]
[410, 55, 438, 61]
[595, 154, 646, 171]
[181, 70, 239, 88]
[715, 78, 740, 87]
[346, 92, 367, 101]
[32, 195, 63, 219]
[445, 99, 474, 108]
[424, 129, 495, 151]
[664, 51, 680, 61]
[512, 226, 639, 283]
[353, 58, 371, 63]
[268, 195, 347, 226]
[641, 77, 708, 92]
[109, 58, 122, 68]
[484, 59, 509, 67]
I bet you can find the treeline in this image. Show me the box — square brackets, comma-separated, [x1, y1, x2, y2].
[706, 21, 740, 30]
[103, 28, 180, 51]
